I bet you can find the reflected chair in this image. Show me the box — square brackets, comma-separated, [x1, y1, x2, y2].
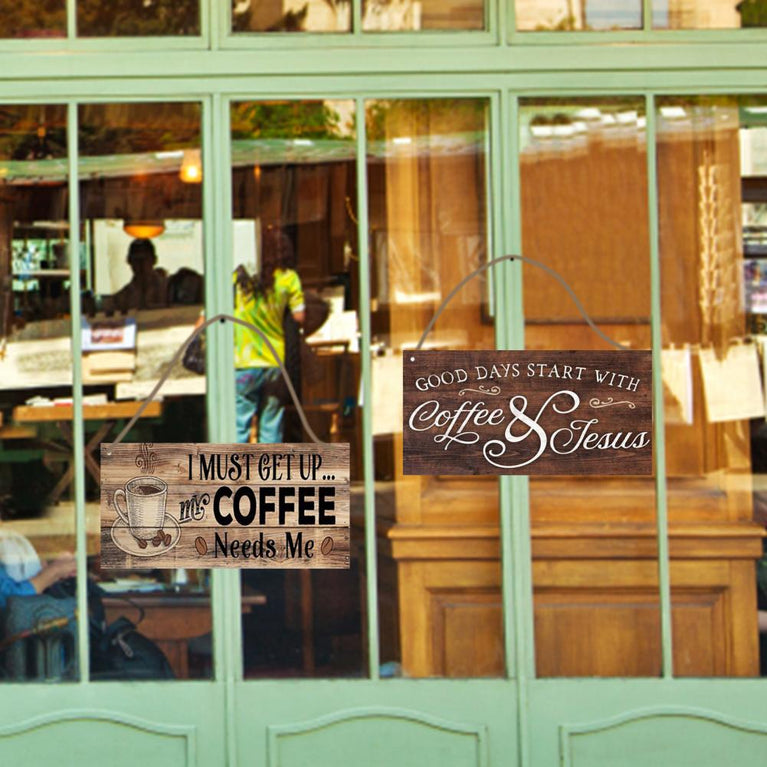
[1, 594, 77, 681]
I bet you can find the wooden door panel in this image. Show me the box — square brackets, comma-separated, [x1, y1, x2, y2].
[430, 589, 504, 677]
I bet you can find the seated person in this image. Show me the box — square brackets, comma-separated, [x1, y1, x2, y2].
[0, 535, 76, 609]
[107, 238, 169, 312]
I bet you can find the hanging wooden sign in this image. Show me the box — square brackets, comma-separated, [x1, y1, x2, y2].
[403, 350, 652, 476]
[100, 443, 350, 569]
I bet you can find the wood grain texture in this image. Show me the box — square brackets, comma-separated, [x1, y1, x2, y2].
[100, 443, 349, 569]
[14, 400, 162, 422]
[384, 517, 762, 678]
[403, 350, 652, 475]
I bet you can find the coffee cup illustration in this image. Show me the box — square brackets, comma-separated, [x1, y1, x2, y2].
[113, 476, 168, 543]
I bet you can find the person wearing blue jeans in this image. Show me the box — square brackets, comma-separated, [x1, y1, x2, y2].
[235, 367, 285, 443]
[234, 227, 305, 444]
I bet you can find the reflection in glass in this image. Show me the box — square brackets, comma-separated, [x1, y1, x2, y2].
[657, 97, 767, 676]
[232, 100, 365, 678]
[0, 0, 66, 38]
[520, 99, 660, 676]
[0, 105, 80, 682]
[362, 0, 484, 31]
[77, 0, 199, 37]
[652, 0, 761, 29]
[516, 0, 642, 30]
[232, 0, 350, 32]
[366, 98, 503, 678]
[78, 102, 211, 680]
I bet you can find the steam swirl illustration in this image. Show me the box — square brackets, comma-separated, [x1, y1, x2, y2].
[136, 442, 159, 473]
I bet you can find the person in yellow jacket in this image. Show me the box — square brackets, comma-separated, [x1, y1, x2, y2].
[234, 227, 305, 443]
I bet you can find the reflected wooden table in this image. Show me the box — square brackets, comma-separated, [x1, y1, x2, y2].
[12, 401, 163, 503]
[103, 590, 266, 679]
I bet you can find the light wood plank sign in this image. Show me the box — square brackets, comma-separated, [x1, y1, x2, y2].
[403, 350, 652, 475]
[101, 443, 349, 569]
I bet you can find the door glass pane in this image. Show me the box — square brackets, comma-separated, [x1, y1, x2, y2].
[516, 0, 642, 31]
[79, 102, 211, 680]
[232, 100, 365, 678]
[232, 1, 350, 32]
[362, 0, 484, 30]
[0, 104, 80, 682]
[653, 1, 764, 29]
[657, 96, 766, 677]
[77, 0, 200, 36]
[367, 98, 503, 678]
[521, 98, 660, 676]
[0, 0, 66, 38]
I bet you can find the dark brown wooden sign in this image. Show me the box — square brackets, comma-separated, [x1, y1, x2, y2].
[101, 443, 349, 569]
[403, 350, 652, 475]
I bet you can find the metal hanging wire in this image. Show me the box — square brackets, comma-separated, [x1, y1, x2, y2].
[105, 313, 324, 454]
[415, 254, 630, 352]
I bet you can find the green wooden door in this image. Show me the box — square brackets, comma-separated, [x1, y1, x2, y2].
[0, 3, 766, 767]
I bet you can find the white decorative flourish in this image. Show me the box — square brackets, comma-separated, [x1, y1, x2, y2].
[589, 397, 636, 410]
[459, 385, 501, 396]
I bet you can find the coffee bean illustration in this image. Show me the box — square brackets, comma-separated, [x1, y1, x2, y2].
[320, 536, 334, 556]
[194, 536, 207, 556]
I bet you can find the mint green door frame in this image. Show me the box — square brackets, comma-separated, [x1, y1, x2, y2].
[0, 4, 767, 765]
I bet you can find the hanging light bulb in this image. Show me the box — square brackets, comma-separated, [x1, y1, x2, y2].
[179, 148, 202, 183]
[123, 220, 165, 239]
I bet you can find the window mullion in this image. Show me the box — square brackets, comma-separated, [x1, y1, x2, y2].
[355, 96, 380, 679]
[643, 0, 653, 31]
[499, 88, 534, 767]
[67, 0, 76, 39]
[202, 0, 214, 48]
[67, 99, 89, 682]
[205, 92, 241, 679]
[646, 92, 674, 678]
[493, 89, 517, 680]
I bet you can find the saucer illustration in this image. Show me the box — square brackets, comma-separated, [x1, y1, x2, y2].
[110, 514, 181, 558]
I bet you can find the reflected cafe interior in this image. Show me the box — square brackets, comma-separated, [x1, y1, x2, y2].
[0, 121, 378, 678]
[1, 103, 767, 681]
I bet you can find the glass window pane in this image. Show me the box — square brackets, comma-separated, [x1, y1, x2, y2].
[77, 0, 200, 37]
[232, 1, 350, 32]
[657, 96, 765, 677]
[0, 104, 80, 682]
[0, 0, 66, 38]
[232, 100, 364, 678]
[362, 0, 485, 31]
[367, 98, 503, 678]
[653, 1, 763, 29]
[520, 99, 660, 676]
[516, 0, 642, 31]
[79, 102, 211, 680]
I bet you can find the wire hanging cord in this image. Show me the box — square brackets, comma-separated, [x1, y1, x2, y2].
[415, 254, 630, 352]
[106, 313, 324, 454]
